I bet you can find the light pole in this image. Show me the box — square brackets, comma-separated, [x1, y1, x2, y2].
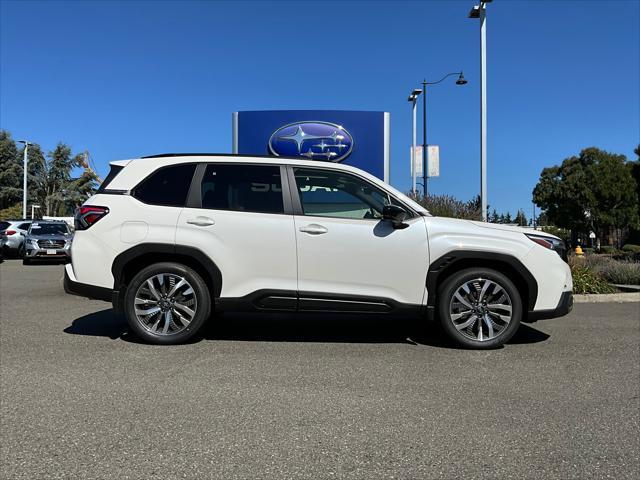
[407, 88, 422, 196]
[18, 140, 33, 220]
[31, 204, 40, 219]
[469, 0, 492, 221]
[419, 72, 467, 197]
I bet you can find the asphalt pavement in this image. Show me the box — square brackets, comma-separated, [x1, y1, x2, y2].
[1, 260, 639, 479]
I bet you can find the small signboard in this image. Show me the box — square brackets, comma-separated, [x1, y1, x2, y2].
[427, 145, 440, 177]
[411, 146, 423, 177]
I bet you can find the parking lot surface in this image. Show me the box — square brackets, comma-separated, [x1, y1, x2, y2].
[1, 260, 639, 479]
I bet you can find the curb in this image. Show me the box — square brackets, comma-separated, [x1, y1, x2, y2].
[574, 293, 640, 303]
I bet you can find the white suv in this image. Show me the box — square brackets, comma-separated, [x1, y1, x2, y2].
[64, 154, 573, 348]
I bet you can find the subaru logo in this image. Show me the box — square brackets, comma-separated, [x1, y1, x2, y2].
[268, 121, 354, 162]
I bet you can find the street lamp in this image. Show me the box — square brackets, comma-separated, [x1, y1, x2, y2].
[31, 204, 40, 220]
[420, 72, 467, 197]
[18, 140, 33, 220]
[469, 0, 492, 221]
[407, 88, 422, 196]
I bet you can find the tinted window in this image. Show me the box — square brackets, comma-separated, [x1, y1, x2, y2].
[0, 222, 10, 231]
[17, 223, 31, 230]
[29, 223, 69, 235]
[134, 164, 196, 207]
[201, 164, 283, 214]
[293, 168, 402, 220]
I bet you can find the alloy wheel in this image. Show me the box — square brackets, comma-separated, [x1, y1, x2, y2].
[133, 273, 197, 336]
[448, 277, 513, 342]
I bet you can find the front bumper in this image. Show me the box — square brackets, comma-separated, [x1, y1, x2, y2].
[25, 244, 71, 261]
[526, 291, 574, 321]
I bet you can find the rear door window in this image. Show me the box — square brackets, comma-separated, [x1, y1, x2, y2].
[200, 164, 284, 214]
[133, 164, 196, 207]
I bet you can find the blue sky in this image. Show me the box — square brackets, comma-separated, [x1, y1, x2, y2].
[1, 0, 638, 216]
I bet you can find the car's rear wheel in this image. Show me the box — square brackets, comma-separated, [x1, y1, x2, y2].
[438, 268, 522, 349]
[124, 262, 211, 345]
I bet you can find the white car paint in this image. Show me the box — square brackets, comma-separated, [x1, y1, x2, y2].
[67, 155, 571, 317]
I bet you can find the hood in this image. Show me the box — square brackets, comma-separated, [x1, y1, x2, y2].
[465, 220, 560, 240]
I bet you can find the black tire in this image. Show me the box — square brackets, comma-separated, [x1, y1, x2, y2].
[437, 268, 522, 349]
[123, 262, 211, 345]
[22, 258, 31, 265]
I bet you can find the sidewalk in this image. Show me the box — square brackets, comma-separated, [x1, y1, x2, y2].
[574, 292, 640, 303]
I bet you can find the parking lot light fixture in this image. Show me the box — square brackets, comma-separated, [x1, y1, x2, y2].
[468, 0, 492, 221]
[420, 72, 468, 197]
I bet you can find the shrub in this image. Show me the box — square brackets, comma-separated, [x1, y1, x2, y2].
[622, 244, 640, 253]
[599, 246, 620, 254]
[597, 261, 640, 285]
[570, 265, 616, 294]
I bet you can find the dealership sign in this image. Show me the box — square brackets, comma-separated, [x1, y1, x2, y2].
[268, 121, 354, 162]
[233, 110, 390, 181]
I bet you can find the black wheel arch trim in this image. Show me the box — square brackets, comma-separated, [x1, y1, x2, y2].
[111, 243, 223, 298]
[426, 250, 538, 311]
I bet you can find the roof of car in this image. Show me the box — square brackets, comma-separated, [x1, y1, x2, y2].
[142, 152, 316, 160]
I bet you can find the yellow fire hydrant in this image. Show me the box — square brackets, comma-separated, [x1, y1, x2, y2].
[575, 245, 584, 256]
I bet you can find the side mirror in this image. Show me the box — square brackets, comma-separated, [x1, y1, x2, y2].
[382, 205, 408, 229]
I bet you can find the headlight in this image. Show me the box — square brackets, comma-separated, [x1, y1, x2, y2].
[29, 239, 39, 247]
[525, 233, 567, 261]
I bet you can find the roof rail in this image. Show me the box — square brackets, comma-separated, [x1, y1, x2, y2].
[140, 152, 319, 161]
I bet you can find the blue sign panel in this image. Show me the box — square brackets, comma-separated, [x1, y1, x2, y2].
[233, 110, 390, 181]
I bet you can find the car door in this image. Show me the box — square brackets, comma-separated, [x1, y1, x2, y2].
[175, 163, 297, 304]
[290, 166, 429, 309]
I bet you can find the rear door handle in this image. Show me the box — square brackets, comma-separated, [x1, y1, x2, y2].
[299, 224, 328, 235]
[186, 216, 215, 227]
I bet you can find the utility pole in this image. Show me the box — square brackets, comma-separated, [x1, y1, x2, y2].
[469, 0, 492, 221]
[407, 88, 422, 197]
[18, 140, 33, 219]
[422, 79, 428, 197]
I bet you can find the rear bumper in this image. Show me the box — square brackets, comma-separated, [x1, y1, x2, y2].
[526, 291, 574, 321]
[64, 263, 113, 303]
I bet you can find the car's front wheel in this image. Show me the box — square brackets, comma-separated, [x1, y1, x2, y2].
[438, 268, 522, 349]
[123, 262, 211, 345]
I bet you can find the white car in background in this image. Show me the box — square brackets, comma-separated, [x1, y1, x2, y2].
[64, 154, 573, 348]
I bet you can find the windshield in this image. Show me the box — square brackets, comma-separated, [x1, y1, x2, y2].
[29, 223, 69, 235]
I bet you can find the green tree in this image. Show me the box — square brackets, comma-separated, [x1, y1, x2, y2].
[489, 208, 499, 223]
[515, 209, 528, 226]
[415, 194, 482, 220]
[504, 212, 513, 224]
[533, 147, 639, 237]
[0, 130, 22, 210]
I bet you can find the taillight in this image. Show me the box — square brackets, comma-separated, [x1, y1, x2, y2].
[75, 206, 109, 230]
[5, 230, 17, 236]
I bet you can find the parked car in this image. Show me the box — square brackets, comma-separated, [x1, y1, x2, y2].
[23, 220, 73, 264]
[65, 154, 573, 348]
[0, 219, 32, 257]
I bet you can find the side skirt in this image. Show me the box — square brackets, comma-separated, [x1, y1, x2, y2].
[216, 290, 421, 316]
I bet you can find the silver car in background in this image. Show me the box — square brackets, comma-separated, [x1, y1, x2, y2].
[23, 221, 73, 264]
[0, 220, 32, 257]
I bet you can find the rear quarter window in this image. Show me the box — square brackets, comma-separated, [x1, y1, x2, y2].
[133, 163, 196, 207]
[97, 164, 125, 193]
[0, 222, 10, 231]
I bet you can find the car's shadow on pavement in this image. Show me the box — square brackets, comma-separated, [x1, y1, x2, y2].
[64, 309, 550, 348]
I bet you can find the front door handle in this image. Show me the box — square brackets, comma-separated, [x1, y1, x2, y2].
[299, 224, 328, 235]
[186, 216, 215, 227]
